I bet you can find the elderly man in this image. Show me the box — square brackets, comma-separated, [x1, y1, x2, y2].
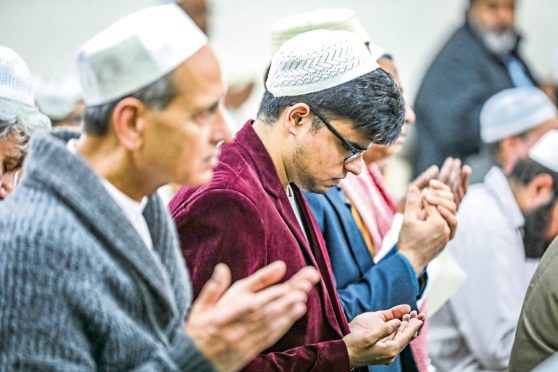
[0, 5, 322, 371]
[467, 87, 558, 183]
[0, 45, 50, 199]
[170, 29, 432, 371]
[413, 0, 537, 174]
[429, 130, 558, 372]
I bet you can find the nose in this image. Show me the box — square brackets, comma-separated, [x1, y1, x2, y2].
[405, 102, 416, 124]
[344, 157, 364, 176]
[212, 105, 234, 144]
[495, 3, 515, 30]
[0, 171, 16, 199]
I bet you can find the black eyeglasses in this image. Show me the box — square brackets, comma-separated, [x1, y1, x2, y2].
[291, 102, 370, 163]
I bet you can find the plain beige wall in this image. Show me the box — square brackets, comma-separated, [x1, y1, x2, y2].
[1, 0, 557, 120]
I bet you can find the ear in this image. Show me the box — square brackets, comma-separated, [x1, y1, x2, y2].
[284, 103, 312, 135]
[500, 136, 523, 173]
[526, 173, 554, 208]
[111, 97, 146, 151]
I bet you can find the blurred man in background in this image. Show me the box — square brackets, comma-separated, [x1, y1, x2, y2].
[0, 45, 50, 200]
[467, 87, 558, 183]
[413, 0, 538, 175]
[429, 130, 558, 372]
[34, 75, 84, 128]
[509, 133, 558, 372]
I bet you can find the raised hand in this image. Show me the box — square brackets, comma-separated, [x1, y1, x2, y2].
[185, 261, 320, 372]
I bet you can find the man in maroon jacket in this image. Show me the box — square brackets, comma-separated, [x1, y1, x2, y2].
[170, 30, 434, 371]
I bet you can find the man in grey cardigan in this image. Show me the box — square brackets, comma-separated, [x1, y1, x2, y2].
[0, 4, 320, 371]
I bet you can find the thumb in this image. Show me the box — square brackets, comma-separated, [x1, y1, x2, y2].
[368, 319, 402, 343]
[412, 165, 439, 189]
[190, 263, 231, 314]
[404, 186, 421, 217]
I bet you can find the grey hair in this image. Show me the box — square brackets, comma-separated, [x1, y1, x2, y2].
[83, 72, 176, 135]
[0, 98, 52, 152]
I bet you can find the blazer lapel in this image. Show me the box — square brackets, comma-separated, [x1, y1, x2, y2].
[325, 187, 375, 275]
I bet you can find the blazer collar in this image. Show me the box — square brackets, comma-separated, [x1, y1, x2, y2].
[234, 120, 286, 199]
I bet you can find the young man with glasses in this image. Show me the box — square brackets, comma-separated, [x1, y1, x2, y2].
[170, 30, 434, 371]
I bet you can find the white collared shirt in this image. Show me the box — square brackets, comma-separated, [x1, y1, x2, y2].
[287, 184, 309, 244]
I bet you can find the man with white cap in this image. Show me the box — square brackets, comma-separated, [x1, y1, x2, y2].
[509, 132, 558, 372]
[0, 45, 50, 200]
[467, 86, 558, 183]
[269, 11, 464, 372]
[170, 29, 433, 371]
[429, 130, 558, 371]
[0, 4, 321, 371]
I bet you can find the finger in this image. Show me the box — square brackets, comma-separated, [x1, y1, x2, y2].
[403, 186, 421, 218]
[457, 165, 472, 206]
[284, 266, 320, 293]
[447, 158, 462, 192]
[428, 178, 451, 192]
[438, 157, 454, 183]
[426, 194, 457, 215]
[367, 318, 402, 344]
[191, 263, 231, 313]
[237, 261, 287, 292]
[411, 165, 439, 190]
[392, 318, 423, 345]
[380, 304, 412, 321]
[437, 205, 457, 239]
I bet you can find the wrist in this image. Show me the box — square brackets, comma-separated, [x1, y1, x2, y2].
[398, 249, 424, 276]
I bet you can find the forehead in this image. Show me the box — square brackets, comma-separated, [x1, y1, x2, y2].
[170, 45, 225, 111]
[0, 133, 23, 159]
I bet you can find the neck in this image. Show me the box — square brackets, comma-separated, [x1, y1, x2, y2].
[509, 178, 528, 213]
[252, 119, 290, 191]
[75, 133, 156, 202]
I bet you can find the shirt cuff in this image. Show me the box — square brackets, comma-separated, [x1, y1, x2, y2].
[396, 251, 420, 295]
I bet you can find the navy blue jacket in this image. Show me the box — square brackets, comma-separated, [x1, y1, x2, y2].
[305, 187, 423, 372]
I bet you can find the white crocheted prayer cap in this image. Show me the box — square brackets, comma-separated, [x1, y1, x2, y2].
[270, 8, 369, 56]
[77, 4, 207, 106]
[34, 75, 82, 120]
[0, 45, 35, 107]
[529, 130, 558, 173]
[266, 30, 380, 97]
[480, 87, 557, 143]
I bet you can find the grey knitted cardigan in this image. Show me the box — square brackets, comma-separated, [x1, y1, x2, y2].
[0, 130, 216, 371]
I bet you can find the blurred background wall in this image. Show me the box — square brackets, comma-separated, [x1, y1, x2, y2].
[1, 0, 557, 122]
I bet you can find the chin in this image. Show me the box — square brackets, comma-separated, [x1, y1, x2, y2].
[185, 170, 214, 187]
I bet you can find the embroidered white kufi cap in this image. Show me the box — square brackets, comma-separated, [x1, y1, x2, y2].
[266, 30, 380, 97]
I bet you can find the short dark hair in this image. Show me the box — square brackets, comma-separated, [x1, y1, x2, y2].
[510, 157, 558, 193]
[256, 68, 405, 145]
[83, 72, 176, 135]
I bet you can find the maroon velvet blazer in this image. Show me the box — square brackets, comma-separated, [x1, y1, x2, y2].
[170, 121, 363, 371]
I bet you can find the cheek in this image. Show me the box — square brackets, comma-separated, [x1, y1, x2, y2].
[546, 202, 558, 239]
